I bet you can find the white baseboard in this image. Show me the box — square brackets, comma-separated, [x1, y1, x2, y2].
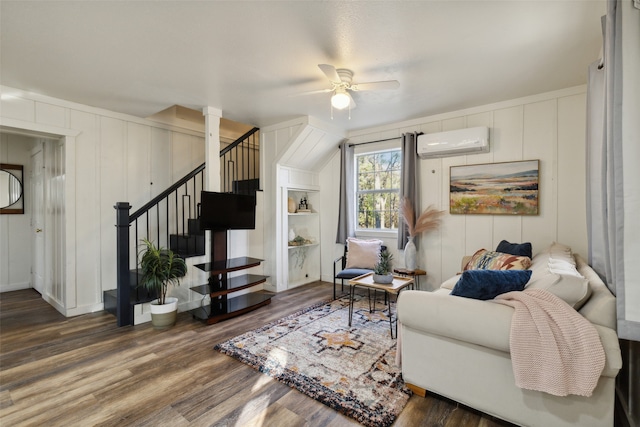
[0, 282, 31, 293]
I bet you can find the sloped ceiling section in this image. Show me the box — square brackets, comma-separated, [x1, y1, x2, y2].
[146, 105, 254, 144]
[273, 117, 345, 172]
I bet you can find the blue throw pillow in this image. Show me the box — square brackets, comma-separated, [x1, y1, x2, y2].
[496, 240, 532, 259]
[451, 269, 532, 300]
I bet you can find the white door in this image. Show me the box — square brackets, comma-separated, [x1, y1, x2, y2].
[31, 145, 45, 294]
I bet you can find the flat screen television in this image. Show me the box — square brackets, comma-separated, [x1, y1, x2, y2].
[200, 191, 256, 230]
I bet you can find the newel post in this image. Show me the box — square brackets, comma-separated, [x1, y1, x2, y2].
[115, 202, 132, 326]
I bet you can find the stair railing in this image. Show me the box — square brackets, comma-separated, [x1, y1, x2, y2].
[220, 127, 260, 194]
[114, 126, 259, 326]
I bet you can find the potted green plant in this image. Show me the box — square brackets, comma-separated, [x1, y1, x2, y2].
[138, 238, 187, 329]
[373, 249, 394, 284]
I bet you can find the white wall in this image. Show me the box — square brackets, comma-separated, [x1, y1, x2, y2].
[0, 133, 34, 291]
[260, 117, 344, 292]
[0, 86, 206, 316]
[320, 86, 589, 290]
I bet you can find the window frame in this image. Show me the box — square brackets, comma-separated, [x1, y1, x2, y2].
[353, 140, 402, 237]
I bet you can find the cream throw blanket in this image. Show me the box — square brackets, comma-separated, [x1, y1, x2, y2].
[494, 288, 605, 397]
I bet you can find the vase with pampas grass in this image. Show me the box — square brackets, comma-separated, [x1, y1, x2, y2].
[399, 197, 443, 270]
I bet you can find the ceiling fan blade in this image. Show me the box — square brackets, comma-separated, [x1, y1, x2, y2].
[318, 64, 341, 83]
[350, 80, 400, 91]
[288, 88, 333, 97]
[348, 92, 357, 109]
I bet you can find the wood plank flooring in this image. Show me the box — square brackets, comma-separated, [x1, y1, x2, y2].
[0, 284, 513, 427]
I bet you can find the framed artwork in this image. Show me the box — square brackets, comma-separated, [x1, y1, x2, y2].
[450, 160, 539, 215]
[0, 163, 24, 214]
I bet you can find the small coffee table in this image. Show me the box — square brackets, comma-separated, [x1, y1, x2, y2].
[347, 272, 414, 338]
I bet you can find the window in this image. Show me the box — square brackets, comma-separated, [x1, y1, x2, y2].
[356, 149, 401, 231]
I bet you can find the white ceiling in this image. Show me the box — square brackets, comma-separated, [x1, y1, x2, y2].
[0, 1, 605, 133]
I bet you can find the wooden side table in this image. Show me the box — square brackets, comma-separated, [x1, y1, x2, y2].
[393, 268, 427, 290]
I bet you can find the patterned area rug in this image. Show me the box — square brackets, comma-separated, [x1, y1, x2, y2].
[214, 295, 411, 427]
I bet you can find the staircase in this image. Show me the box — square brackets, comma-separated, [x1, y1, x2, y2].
[106, 127, 260, 326]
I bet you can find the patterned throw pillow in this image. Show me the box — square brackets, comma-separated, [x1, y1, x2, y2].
[464, 248, 532, 271]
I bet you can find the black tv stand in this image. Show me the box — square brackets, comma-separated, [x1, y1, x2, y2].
[188, 230, 272, 324]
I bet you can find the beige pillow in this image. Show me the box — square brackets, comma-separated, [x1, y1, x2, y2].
[345, 238, 382, 269]
[526, 272, 591, 310]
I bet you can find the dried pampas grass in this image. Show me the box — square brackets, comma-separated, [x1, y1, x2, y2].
[400, 197, 443, 237]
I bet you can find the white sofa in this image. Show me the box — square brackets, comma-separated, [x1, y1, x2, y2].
[397, 244, 622, 427]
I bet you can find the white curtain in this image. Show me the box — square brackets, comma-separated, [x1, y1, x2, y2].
[335, 141, 355, 243]
[397, 132, 419, 250]
[586, 1, 624, 295]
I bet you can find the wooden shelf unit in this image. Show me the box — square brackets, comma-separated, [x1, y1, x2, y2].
[188, 230, 272, 324]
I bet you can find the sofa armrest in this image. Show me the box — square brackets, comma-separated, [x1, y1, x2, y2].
[398, 290, 513, 353]
[398, 290, 622, 378]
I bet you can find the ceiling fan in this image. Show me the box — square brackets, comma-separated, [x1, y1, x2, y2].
[300, 64, 400, 113]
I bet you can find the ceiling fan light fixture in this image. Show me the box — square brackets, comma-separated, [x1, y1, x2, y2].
[331, 88, 350, 110]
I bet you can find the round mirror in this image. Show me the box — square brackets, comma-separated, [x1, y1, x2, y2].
[0, 169, 23, 208]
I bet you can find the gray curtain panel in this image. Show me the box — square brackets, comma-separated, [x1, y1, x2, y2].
[336, 140, 355, 243]
[397, 132, 419, 250]
[585, 3, 624, 297]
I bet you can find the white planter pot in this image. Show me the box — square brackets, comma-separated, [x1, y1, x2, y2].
[150, 297, 178, 329]
[373, 273, 393, 284]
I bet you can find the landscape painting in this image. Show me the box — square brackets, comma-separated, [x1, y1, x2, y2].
[450, 160, 539, 215]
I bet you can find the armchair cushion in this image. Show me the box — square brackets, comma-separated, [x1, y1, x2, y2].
[451, 269, 532, 300]
[336, 268, 373, 280]
[345, 237, 382, 269]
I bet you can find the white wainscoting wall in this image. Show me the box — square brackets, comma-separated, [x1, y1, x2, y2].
[0, 86, 206, 317]
[320, 86, 588, 291]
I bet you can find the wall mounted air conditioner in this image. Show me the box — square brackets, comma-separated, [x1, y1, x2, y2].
[417, 126, 490, 158]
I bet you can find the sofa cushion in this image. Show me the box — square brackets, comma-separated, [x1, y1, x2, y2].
[451, 269, 532, 300]
[464, 249, 532, 271]
[440, 274, 462, 290]
[526, 250, 592, 310]
[345, 237, 382, 269]
[545, 241, 576, 266]
[496, 240, 532, 259]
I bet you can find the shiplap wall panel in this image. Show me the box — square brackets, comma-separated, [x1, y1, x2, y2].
[0, 134, 32, 292]
[35, 102, 66, 128]
[151, 128, 172, 199]
[463, 111, 494, 256]
[70, 109, 100, 308]
[99, 117, 126, 293]
[126, 123, 151, 213]
[171, 132, 194, 182]
[1, 96, 35, 122]
[420, 152, 444, 290]
[1, 87, 209, 316]
[522, 100, 558, 254]
[491, 106, 524, 246]
[557, 94, 587, 256]
[440, 154, 466, 282]
[334, 87, 589, 290]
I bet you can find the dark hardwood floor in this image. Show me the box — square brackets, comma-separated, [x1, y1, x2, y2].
[0, 283, 512, 427]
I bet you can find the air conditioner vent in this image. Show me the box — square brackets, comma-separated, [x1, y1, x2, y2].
[417, 126, 490, 158]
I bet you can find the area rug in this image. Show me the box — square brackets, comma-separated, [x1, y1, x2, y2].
[214, 295, 411, 427]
